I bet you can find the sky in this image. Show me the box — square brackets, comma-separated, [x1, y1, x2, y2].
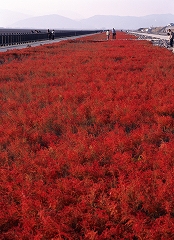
[1, 0, 174, 19]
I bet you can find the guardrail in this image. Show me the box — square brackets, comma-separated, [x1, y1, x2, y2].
[0, 30, 100, 47]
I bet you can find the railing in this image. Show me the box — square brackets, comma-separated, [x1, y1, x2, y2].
[0, 30, 100, 47]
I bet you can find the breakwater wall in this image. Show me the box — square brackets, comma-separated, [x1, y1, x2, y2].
[0, 29, 101, 47]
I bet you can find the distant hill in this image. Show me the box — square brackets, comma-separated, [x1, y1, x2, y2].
[8, 14, 93, 30]
[80, 14, 174, 29]
[6, 13, 174, 30]
[0, 9, 31, 27]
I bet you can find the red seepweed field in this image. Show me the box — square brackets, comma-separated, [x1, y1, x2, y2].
[0, 31, 174, 239]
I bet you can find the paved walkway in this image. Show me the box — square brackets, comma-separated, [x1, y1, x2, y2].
[0, 34, 93, 52]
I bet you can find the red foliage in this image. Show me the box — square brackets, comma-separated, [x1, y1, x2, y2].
[0, 31, 174, 239]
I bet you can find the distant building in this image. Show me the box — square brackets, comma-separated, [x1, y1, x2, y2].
[167, 23, 174, 27]
[138, 28, 148, 32]
[166, 23, 174, 32]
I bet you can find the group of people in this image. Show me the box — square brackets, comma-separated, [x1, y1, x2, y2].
[106, 28, 116, 40]
[105, 28, 174, 48]
[47, 29, 55, 40]
[31, 30, 41, 33]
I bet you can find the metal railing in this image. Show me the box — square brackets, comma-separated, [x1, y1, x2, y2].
[0, 30, 100, 47]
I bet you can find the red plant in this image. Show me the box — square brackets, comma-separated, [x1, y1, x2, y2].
[0, 31, 174, 239]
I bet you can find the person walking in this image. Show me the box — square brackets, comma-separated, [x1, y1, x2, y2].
[112, 28, 116, 39]
[168, 29, 174, 47]
[106, 30, 110, 40]
[51, 29, 55, 40]
[47, 29, 51, 40]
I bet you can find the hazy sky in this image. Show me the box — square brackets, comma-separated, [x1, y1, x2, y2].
[1, 0, 174, 18]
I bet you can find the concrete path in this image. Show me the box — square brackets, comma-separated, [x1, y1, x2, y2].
[0, 34, 93, 52]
